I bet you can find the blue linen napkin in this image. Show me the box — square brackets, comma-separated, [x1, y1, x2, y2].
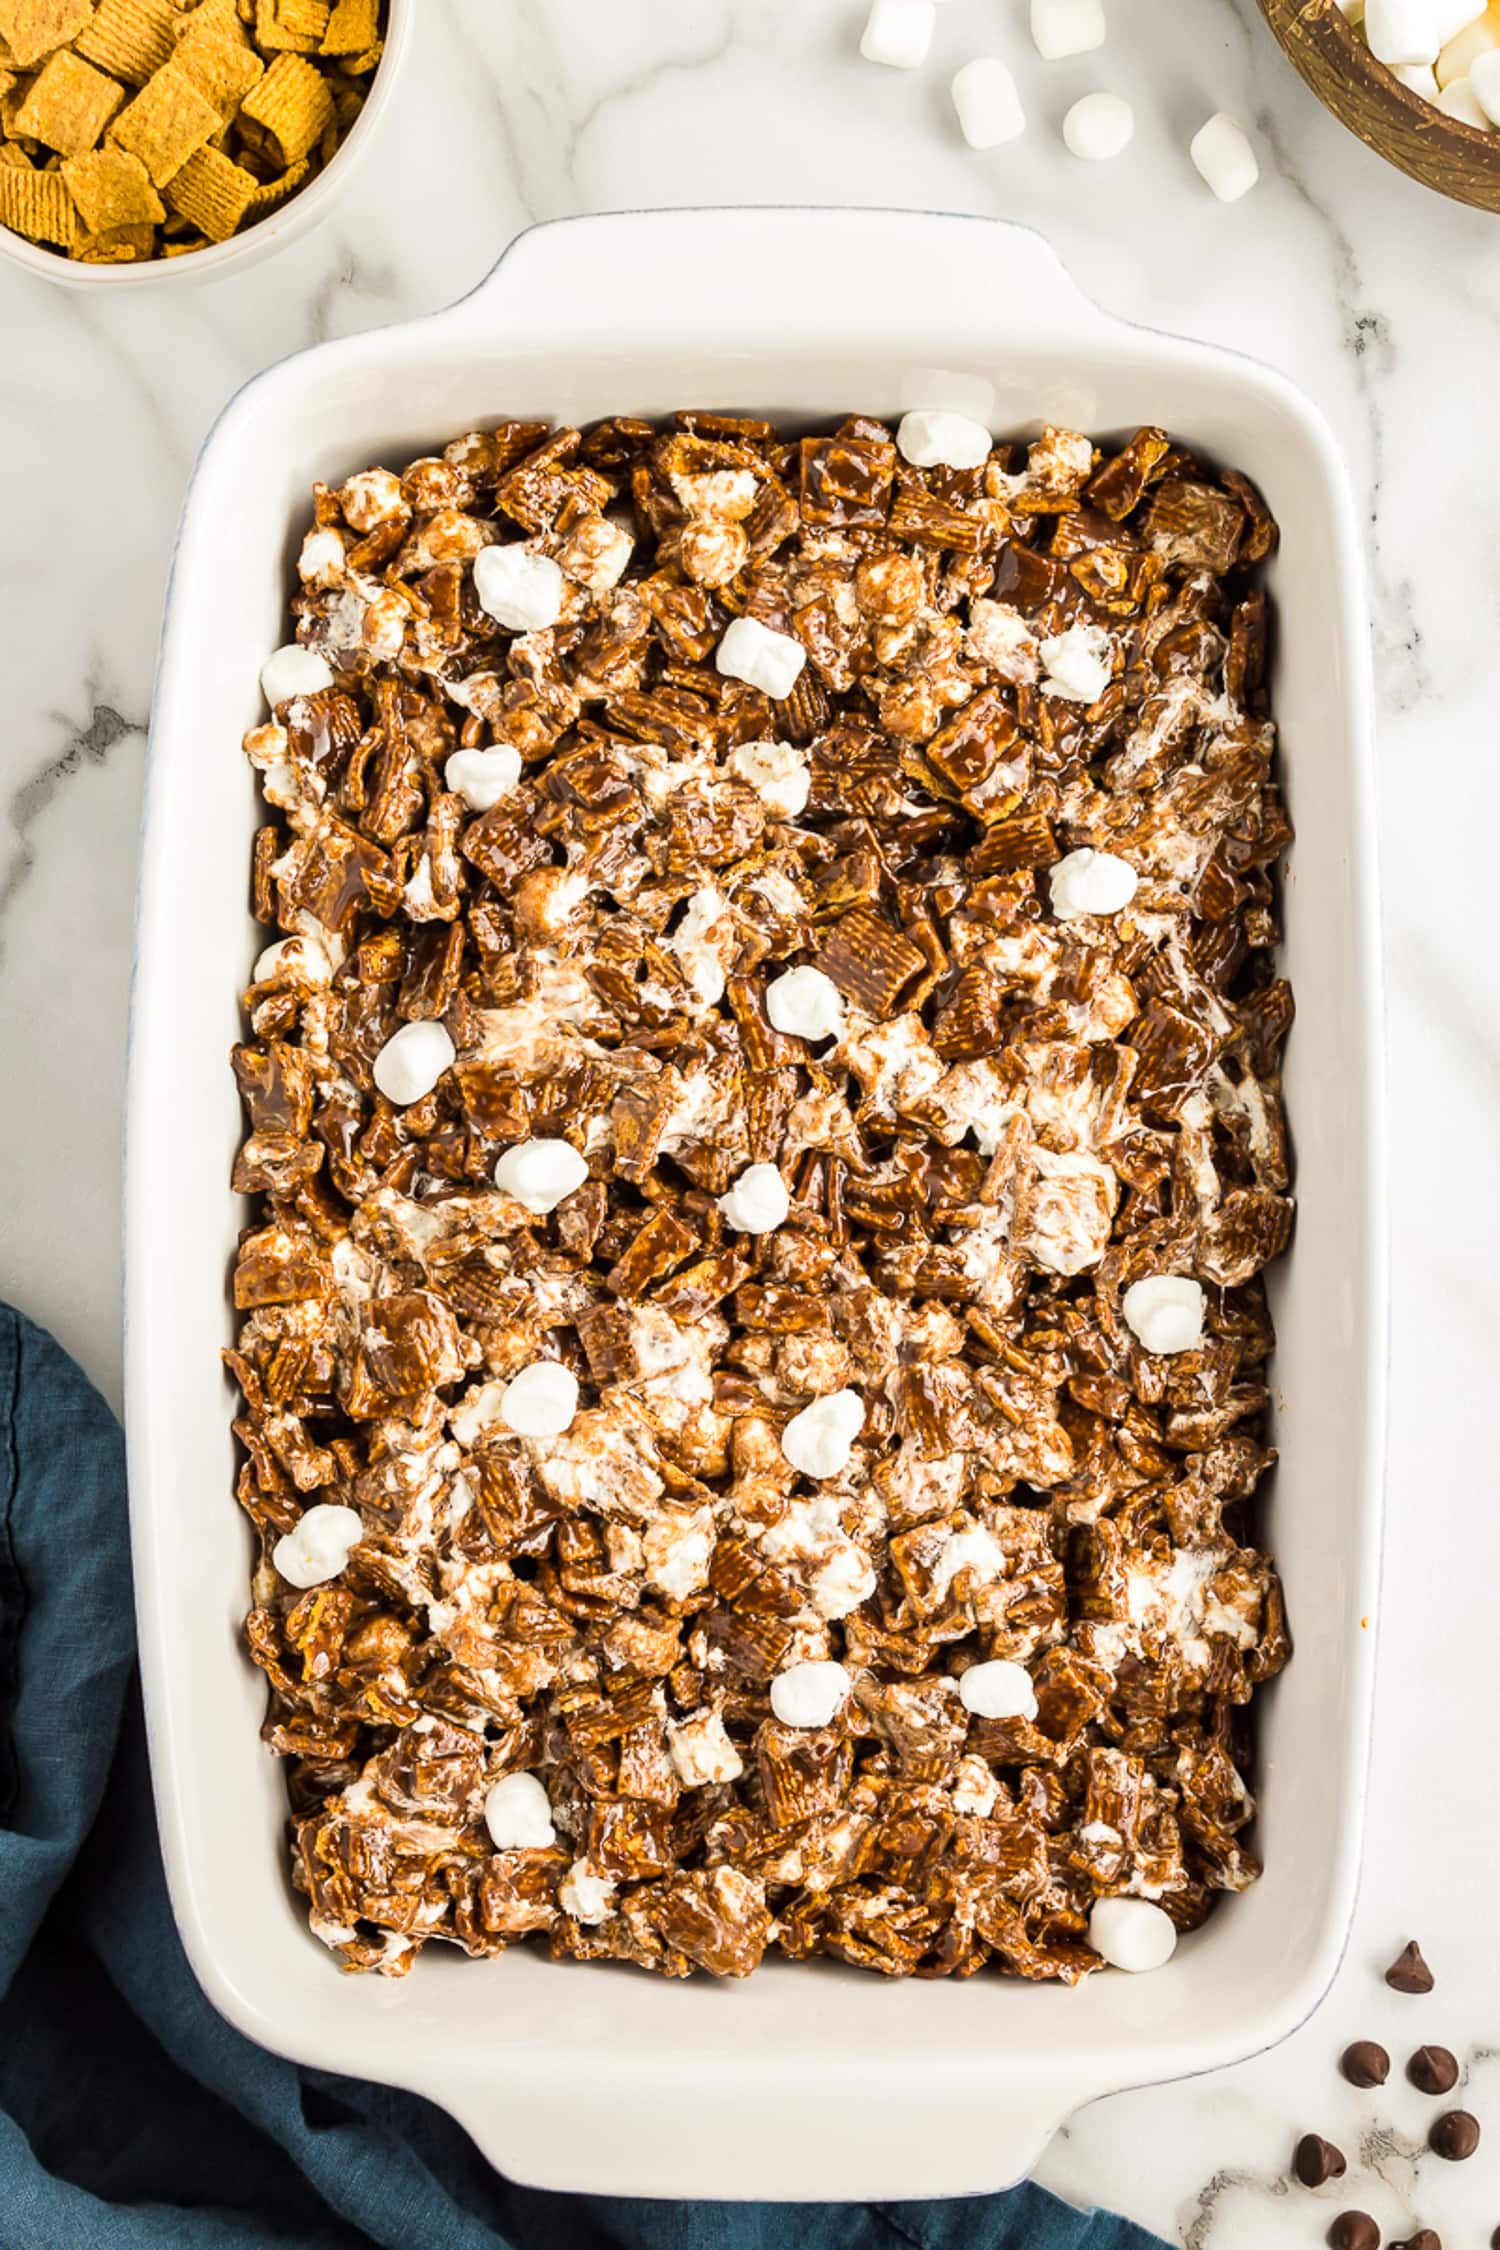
[0, 1303, 1170, 2250]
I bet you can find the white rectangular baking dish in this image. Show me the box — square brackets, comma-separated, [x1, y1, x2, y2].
[125, 208, 1386, 2202]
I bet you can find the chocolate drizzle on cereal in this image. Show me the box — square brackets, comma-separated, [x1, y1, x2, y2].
[229, 410, 1294, 1981]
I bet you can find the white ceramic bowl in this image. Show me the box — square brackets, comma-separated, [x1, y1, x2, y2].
[126, 208, 1386, 2201]
[0, 0, 409, 291]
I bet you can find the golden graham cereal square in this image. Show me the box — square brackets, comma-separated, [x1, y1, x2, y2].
[108, 54, 215, 181]
[73, 212, 152, 255]
[165, 135, 251, 235]
[253, 0, 327, 54]
[319, 0, 372, 56]
[236, 48, 328, 166]
[14, 47, 124, 154]
[0, 0, 94, 72]
[75, 0, 175, 85]
[62, 138, 161, 225]
[171, 20, 260, 112]
[0, 153, 77, 240]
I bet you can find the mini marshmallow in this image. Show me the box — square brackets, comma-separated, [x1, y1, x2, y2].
[1438, 70, 1492, 121]
[896, 409, 993, 470]
[473, 544, 565, 633]
[1048, 847, 1138, 921]
[960, 1659, 1039, 1721]
[781, 1388, 866, 1481]
[494, 1137, 589, 1216]
[500, 1360, 579, 1438]
[1031, 0, 1106, 59]
[252, 933, 335, 987]
[1366, 0, 1483, 63]
[1392, 58, 1441, 89]
[445, 743, 522, 810]
[1189, 112, 1260, 201]
[483, 1770, 557, 1851]
[559, 1859, 617, 1925]
[372, 1019, 455, 1107]
[716, 614, 807, 699]
[261, 643, 333, 709]
[731, 739, 811, 818]
[1438, 3, 1500, 83]
[1039, 621, 1112, 703]
[272, 1503, 363, 1590]
[770, 1660, 852, 1730]
[1063, 90, 1135, 161]
[1471, 44, 1500, 115]
[951, 56, 1027, 147]
[1122, 1275, 1207, 1356]
[1088, 1896, 1179, 1973]
[765, 964, 845, 1042]
[860, 0, 936, 69]
[717, 1162, 791, 1235]
[298, 528, 346, 586]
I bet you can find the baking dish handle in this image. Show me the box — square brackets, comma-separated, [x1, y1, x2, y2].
[439, 207, 1120, 360]
[429, 2060, 1079, 2202]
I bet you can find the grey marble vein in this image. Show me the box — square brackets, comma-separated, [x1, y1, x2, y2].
[0, 702, 144, 956]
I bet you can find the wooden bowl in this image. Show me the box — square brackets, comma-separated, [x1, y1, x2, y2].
[1258, 0, 1500, 209]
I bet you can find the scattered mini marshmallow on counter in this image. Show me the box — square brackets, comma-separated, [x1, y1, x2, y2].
[1437, 71, 1492, 118]
[717, 614, 807, 699]
[1189, 112, 1260, 201]
[959, 1659, 1039, 1721]
[1088, 1897, 1179, 1973]
[1048, 847, 1138, 921]
[781, 1388, 866, 1480]
[770, 1660, 852, 1729]
[483, 1770, 557, 1851]
[1122, 1275, 1207, 1355]
[500, 1360, 579, 1438]
[473, 544, 564, 633]
[1471, 43, 1500, 114]
[1038, 621, 1113, 703]
[372, 1019, 455, 1107]
[951, 56, 1027, 146]
[494, 1137, 589, 1215]
[1063, 90, 1135, 160]
[717, 1162, 791, 1235]
[559, 1859, 617, 1925]
[260, 644, 333, 709]
[272, 1503, 363, 1590]
[445, 743, 522, 810]
[896, 408, 993, 469]
[730, 738, 811, 818]
[1031, 0, 1106, 59]
[765, 964, 845, 1042]
[860, 0, 936, 69]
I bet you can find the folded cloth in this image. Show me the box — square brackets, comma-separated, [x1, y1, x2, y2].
[0, 1305, 1170, 2250]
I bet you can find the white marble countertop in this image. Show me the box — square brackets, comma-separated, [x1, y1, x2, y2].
[2, 1, 1497, 2240]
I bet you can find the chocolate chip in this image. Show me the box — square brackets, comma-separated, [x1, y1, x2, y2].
[1428, 2109, 1480, 2161]
[1406, 2044, 1458, 2096]
[1295, 2133, 1348, 2187]
[1328, 2216, 1379, 2250]
[1390, 2233, 1442, 2250]
[1384, 1940, 1434, 1993]
[1341, 2039, 1390, 2088]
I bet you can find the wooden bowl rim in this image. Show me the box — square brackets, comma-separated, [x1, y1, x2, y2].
[1258, 0, 1500, 167]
